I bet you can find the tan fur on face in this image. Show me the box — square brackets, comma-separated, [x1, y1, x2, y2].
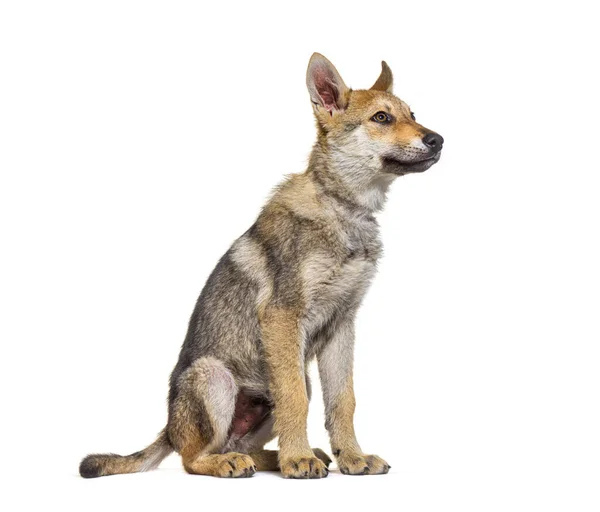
[323, 90, 428, 151]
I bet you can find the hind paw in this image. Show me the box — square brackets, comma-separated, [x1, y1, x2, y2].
[216, 453, 257, 478]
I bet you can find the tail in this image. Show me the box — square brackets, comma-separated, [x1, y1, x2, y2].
[79, 428, 173, 478]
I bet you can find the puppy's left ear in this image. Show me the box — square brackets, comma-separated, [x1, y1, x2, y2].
[370, 61, 393, 93]
[306, 53, 350, 114]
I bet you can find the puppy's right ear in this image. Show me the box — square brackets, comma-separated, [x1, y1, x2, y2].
[306, 53, 350, 115]
[370, 61, 393, 93]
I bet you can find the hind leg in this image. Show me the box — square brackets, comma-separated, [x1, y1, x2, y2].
[168, 357, 256, 477]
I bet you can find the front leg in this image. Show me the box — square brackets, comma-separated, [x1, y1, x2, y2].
[317, 317, 390, 475]
[261, 306, 328, 479]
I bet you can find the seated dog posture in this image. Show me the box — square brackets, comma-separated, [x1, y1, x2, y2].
[80, 53, 443, 479]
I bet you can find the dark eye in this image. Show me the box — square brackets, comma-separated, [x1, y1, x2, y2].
[410, 111, 416, 120]
[371, 111, 391, 123]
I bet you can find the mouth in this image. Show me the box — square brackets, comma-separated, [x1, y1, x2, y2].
[382, 151, 442, 175]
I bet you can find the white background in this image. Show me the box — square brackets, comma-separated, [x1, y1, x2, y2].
[1, 1, 599, 511]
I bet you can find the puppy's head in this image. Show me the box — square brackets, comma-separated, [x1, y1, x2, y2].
[307, 53, 443, 176]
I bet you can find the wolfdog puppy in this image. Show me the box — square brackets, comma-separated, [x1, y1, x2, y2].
[80, 53, 443, 479]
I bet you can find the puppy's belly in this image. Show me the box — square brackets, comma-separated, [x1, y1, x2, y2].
[230, 391, 271, 438]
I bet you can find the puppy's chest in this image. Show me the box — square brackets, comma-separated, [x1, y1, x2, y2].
[302, 220, 382, 309]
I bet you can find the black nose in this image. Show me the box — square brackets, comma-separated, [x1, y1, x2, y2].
[422, 133, 444, 151]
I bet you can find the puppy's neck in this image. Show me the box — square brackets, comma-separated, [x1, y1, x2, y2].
[307, 136, 395, 213]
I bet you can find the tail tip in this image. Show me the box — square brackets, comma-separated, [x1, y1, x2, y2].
[79, 455, 103, 478]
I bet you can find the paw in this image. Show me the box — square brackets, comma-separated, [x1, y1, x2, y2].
[312, 448, 333, 468]
[216, 453, 257, 478]
[281, 455, 329, 479]
[336, 452, 390, 475]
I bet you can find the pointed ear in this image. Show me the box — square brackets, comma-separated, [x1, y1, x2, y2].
[370, 61, 393, 93]
[306, 53, 350, 114]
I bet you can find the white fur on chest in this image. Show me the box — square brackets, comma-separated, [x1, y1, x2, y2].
[301, 250, 377, 337]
